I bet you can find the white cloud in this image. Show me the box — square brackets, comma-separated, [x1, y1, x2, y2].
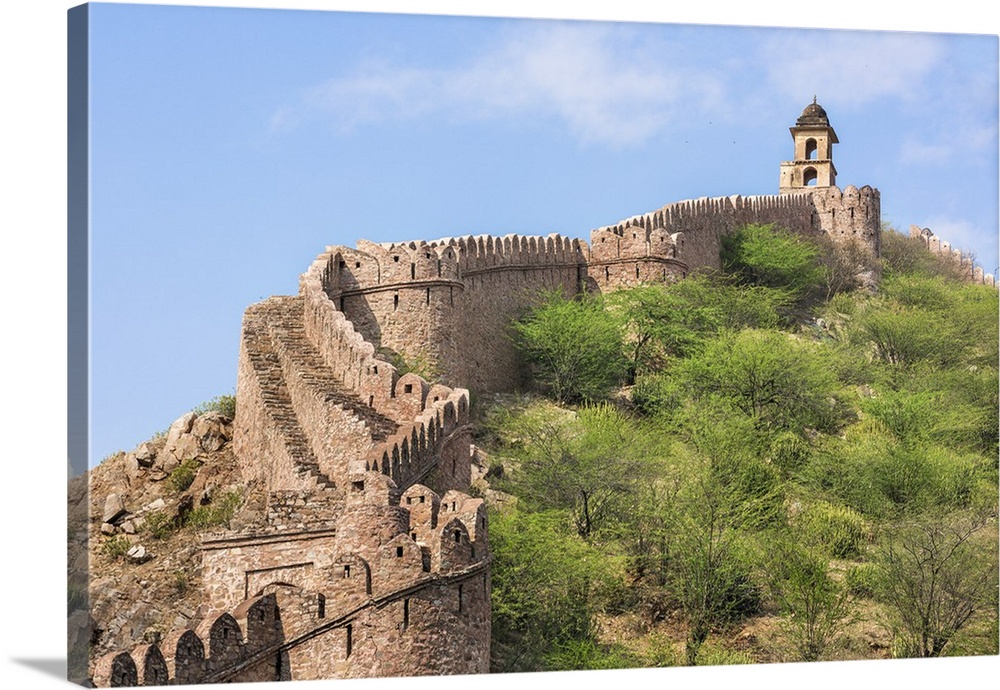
[899, 121, 999, 165]
[760, 31, 946, 107]
[273, 23, 726, 148]
[922, 215, 999, 267]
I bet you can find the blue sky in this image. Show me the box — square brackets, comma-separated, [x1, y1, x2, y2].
[78, 3, 999, 464]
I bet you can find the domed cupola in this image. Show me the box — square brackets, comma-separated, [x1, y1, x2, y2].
[796, 99, 832, 126]
[779, 97, 839, 193]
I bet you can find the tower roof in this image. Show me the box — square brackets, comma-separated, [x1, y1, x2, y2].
[796, 97, 831, 126]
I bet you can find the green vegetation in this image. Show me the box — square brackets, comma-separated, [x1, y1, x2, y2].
[511, 290, 627, 402]
[193, 394, 236, 419]
[721, 222, 825, 295]
[484, 225, 998, 670]
[167, 458, 199, 493]
[875, 511, 998, 658]
[142, 511, 177, 540]
[184, 490, 241, 529]
[170, 569, 191, 595]
[101, 535, 132, 561]
[763, 537, 853, 661]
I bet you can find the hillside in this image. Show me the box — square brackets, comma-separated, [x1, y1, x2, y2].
[478, 226, 999, 670]
[71, 404, 268, 668]
[76, 226, 999, 679]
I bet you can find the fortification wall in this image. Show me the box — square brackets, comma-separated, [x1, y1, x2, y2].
[233, 316, 322, 494]
[308, 232, 587, 397]
[591, 192, 820, 274]
[812, 185, 881, 252]
[909, 225, 997, 287]
[432, 233, 585, 392]
[588, 223, 688, 290]
[229, 254, 477, 497]
[310, 241, 464, 385]
[93, 482, 489, 686]
[301, 186, 881, 399]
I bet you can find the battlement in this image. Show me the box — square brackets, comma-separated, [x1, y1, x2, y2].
[93, 594, 284, 687]
[909, 225, 997, 287]
[95, 481, 490, 686]
[427, 233, 588, 274]
[89, 101, 907, 685]
[588, 188, 878, 276]
[94, 181, 885, 686]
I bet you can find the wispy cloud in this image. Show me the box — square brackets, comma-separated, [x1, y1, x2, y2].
[759, 31, 946, 106]
[271, 23, 725, 148]
[899, 122, 998, 164]
[923, 215, 999, 267]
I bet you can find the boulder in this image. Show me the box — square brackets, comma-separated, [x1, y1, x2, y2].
[158, 412, 199, 467]
[102, 493, 127, 524]
[141, 498, 167, 514]
[191, 412, 232, 452]
[126, 545, 151, 563]
[134, 442, 157, 468]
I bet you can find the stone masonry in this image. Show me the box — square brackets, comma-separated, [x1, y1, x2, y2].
[93, 100, 1000, 686]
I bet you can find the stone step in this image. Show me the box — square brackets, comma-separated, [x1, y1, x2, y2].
[259, 296, 399, 443]
[242, 305, 337, 492]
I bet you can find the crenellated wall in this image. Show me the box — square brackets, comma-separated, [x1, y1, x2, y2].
[304, 186, 880, 398]
[909, 225, 997, 287]
[93, 183, 888, 686]
[93, 482, 490, 686]
[317, 233, 587, 391]
[434, 233, 585, 391]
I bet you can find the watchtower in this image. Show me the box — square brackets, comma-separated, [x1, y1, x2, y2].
[779, 97, 839, 193]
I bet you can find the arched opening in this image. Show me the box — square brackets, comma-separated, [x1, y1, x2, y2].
[805, 138, 818, 159]
[803, 167, 818, 186]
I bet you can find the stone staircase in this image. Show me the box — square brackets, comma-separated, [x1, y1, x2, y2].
[242, 304, 336, 492]
[241, 296, 399, 491]
[263, 296, 398, 443]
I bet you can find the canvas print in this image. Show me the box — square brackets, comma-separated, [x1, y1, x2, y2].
[67, 2, 999, 687]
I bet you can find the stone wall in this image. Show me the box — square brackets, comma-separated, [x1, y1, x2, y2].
[314, 186, 881, 398]
[91, 183, 884, 687]
[909, 225, 997, 287]
[93, 482, 490, 685]
[322, 234, 586, 391]
[432, 234, 585, 392]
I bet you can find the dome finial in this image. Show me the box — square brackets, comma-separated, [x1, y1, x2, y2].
[813, 94, 817, 104]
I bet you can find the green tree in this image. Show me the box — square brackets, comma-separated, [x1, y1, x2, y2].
[859, 307, 964, 367]
[669, 272, 791, 331]
[493, 401, 653, 539]
[804, 419, 987, 519]
[812, 234, 871, 299]
[488, 507, 614, 672]
[876, 510, 999, 658]
[721, 223, 825, 295]
[764, 537, 854, 661]
[880, 226, 971, 282]
[606, 284, 720, 380]
[678, 329, 846, 434]
[512, 290, 627, 403]
[663, 451, 766, 665]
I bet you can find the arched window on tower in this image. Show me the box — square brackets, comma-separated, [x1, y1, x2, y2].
[805, 138, 818, 160]
[803, 167, 818, 186]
